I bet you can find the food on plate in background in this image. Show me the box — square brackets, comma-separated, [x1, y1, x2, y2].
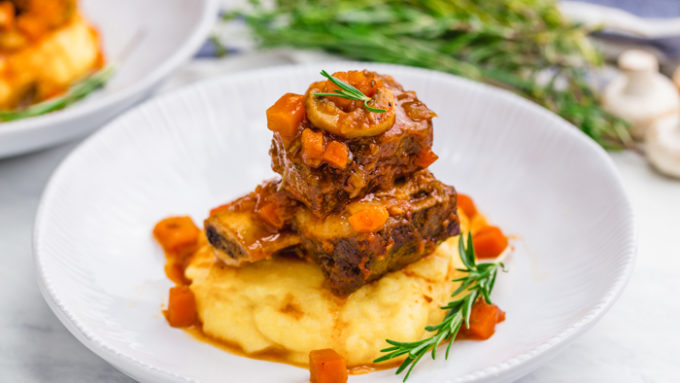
[153, 70, 511, 381]
[0, 0, 108, 121]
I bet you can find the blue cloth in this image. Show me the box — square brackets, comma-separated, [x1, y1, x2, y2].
[581, 0, 680, 18]
[581, 0, 680, 59]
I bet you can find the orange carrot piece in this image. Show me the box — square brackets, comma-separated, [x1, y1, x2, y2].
[348, 205, 389, 233]
[266, 93, 306, 144]
[340, 71, 380, 97]
[16, 16, 45, 39]
[459, 300, 505, 340]
[309, 349, 348, 383]
[164, 261, 191, 286]
[0, 2, 15, 29]
[165, 286, 198, 328]
[322, 71, 382, 111]
[415, 149, 439, 168]
[473, 225, 508, 259]
[255, 201, 284, 230]
[323, 141, 350, 169]
[457, 194, 477, 219]
[153, 216, 200, 254]
[301, 128, 325, 167]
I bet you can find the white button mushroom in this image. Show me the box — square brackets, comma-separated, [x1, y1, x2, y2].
[602, 50, 679, 140]
[646, 114, 680, 179]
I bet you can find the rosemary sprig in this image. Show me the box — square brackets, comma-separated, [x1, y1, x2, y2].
[373, 232, 505, 381]
[234, 0, 633, 149]
[0, 66, 115, 122]
[313, 70, 387, 113]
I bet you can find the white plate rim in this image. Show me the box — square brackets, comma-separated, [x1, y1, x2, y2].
[0, 0, 218, 136]
[33, 62, 638, 383]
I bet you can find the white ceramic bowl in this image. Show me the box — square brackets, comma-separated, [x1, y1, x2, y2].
[34, 64, 636, 383]
[0, 0, 217, 158]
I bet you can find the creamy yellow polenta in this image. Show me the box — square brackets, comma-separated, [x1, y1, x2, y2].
[184, 211, 481, 366]
[0, 14, 102, 109]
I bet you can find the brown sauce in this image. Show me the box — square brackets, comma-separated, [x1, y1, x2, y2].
[156, 181, 509, 376]
[183, 324, 400, 375]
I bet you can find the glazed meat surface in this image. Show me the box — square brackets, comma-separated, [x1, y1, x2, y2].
[204, 180, 300, 267]
[270, 71, 438, 217]
[294, 170, 459, 294]
[204, 171, 459, 294]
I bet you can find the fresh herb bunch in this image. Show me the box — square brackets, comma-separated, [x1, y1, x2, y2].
[233, 0, 632, 149]
[374, 233, 505, 381]
[0, 66, 114, 122]
[314, 70, 387, 113]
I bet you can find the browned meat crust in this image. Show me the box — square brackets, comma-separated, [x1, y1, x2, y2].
[204, 171, 459, 294]
[294, 170, 459, 294]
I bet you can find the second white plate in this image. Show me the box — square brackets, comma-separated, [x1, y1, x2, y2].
[0, 0, 217, 158]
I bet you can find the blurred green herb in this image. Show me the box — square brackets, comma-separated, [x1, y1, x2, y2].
[0, 66, 114, 122]
[374, 233, 505, 381]
[210, 35, 228, 58]
[231, 0, 632, 149]
[314, 69, 387, 113]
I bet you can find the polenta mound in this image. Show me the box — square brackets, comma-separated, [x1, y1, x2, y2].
[154, 209, 488, 369]
[186, 235, 464, 367]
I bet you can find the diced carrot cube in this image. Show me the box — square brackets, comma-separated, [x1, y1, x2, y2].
[323, 140, 350, 169]
[415, 149, 439, 168]
[348, 205, 389, 233]
[165, 286, 198, 328]
[301, 128, 325, 167]
[309, 349, 348, 383]
[153, 216, 200, 254]
[255, 201, 284, 229]
[0, 2, 15, 29]
[164, 261, 191, 286]
[457, 194, 477, 219]
[16, 16, 45, 39]
[321, 71, 382, 110]
[473, 225, 508, 259]
[330, 71, 381, 97]
[459, 300, 505, 340]
[266, 93, 306, 144]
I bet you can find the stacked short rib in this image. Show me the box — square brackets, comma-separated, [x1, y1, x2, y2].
[205, 70, 460, 295]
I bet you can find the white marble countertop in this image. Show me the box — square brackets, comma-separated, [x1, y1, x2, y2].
[1, 58, 679, 382]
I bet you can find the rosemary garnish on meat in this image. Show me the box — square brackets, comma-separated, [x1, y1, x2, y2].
[374, 232, 506, 381]
[0, 66, 115, 122]
[313, 70, 387, 113]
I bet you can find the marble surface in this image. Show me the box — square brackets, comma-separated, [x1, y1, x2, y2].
[1, 58, 680, 382]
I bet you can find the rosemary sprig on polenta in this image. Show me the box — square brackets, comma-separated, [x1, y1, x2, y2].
[374, 232, 506, 381]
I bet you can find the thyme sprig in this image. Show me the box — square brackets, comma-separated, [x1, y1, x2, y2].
[313, 70, 387, 113]
[374, 232, 505, 381]
[0, 66, 115, 122]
